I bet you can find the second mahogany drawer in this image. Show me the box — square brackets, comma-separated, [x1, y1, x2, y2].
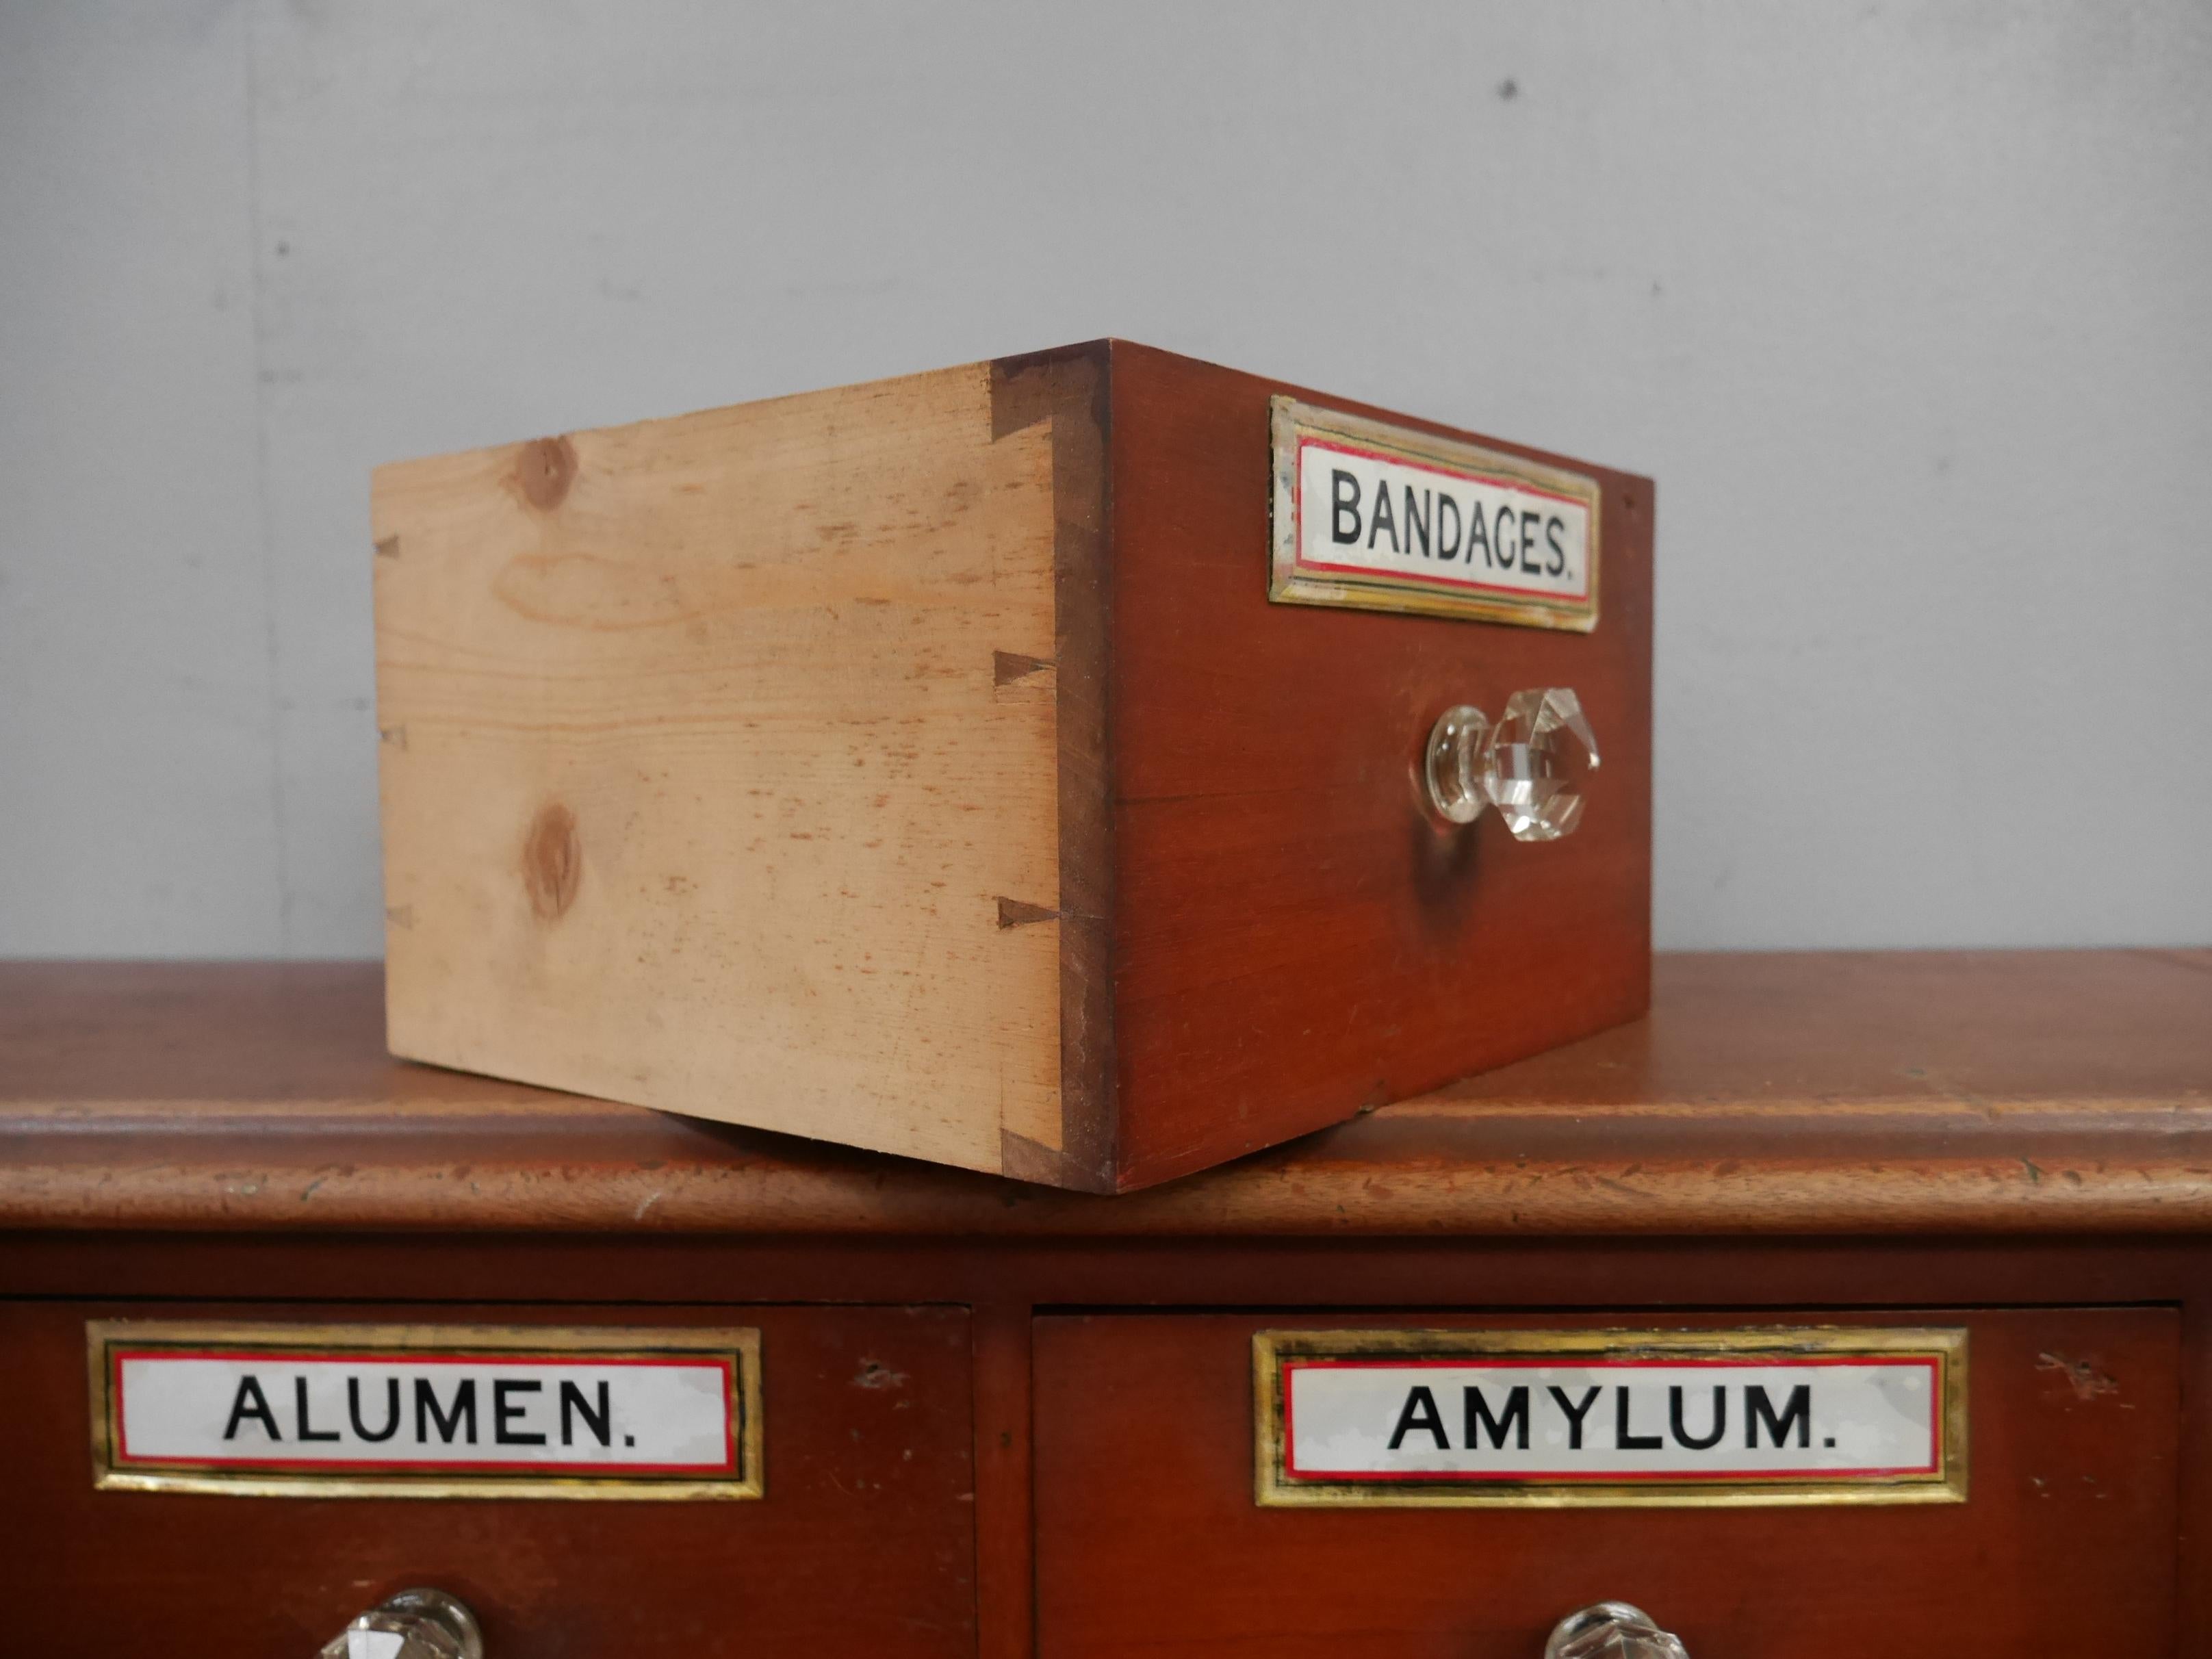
[1033, 1307, 2178, 1658]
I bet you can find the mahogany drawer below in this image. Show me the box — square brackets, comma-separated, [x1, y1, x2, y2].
[1033, 1307, 2179, 1658]
[0, 1299, 976, 1657]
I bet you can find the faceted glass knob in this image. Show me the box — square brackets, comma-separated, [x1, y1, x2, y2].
[1484, 686, 1599, 842]
[318, 1589, 484, 1659]
[1544, 1601, 1690, 1659]
[1422, 689, 1599, 840]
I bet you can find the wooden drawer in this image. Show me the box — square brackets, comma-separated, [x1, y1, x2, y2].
[0, 1300, 975, 1656]
[1034, 1309, 2178, 1657]
[373, 339, 1652, 1192]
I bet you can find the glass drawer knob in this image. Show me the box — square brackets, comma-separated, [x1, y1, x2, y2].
[318, 1589, 484, 1659]
[1544, 1601, 1690, 1659]
[1424, 687, 1600, 839]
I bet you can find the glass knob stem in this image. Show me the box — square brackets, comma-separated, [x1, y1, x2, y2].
[1424, 704, 1493, 823]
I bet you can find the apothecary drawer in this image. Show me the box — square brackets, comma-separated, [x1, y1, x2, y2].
[0, 1299, 975, 1657]
[1033, 1307, 2178, 1658]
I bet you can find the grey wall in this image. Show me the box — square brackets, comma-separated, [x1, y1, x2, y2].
[4, 0, 2208, 957]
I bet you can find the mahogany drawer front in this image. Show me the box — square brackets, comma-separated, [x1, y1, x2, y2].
[1033, 1308, 2178, 1658]
[0, 1300, 975, 1657]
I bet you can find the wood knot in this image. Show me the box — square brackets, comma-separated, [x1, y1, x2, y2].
[523, 803, 582, 920]
[515, 435, 578, 510]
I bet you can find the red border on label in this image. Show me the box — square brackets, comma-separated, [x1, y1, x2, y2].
[110, 1347, 741, 1478]
[1280, 1354, 1943, 1484]
[1292, 435, 1593, 605]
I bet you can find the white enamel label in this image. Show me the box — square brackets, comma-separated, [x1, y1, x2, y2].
[118, 1353, 734, 1469]
[90, 1322, 761, 1497]
[1269, 397, 1602, 630]
[1286, 1359, 1936, 1480]
[1296, 439, 1590, 600]
[1258, 1329, 1966, 1506]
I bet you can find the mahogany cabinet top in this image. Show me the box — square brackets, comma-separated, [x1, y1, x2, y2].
[0, 951, 2205, 1238]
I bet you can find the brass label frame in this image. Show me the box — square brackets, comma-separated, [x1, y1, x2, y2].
[1255, 1326, 1968, 1509]
[1268, 396, 1602, 631]
[87, 1320, 764, 1501]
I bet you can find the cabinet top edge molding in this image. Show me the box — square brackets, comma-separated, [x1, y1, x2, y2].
[0, 951, 2206, 1239]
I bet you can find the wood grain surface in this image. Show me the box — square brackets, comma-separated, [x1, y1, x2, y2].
[373, 361, 1067, 1179]
[1034, 1309, 2178, 1658]
[0, 951, 2205, 1235]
